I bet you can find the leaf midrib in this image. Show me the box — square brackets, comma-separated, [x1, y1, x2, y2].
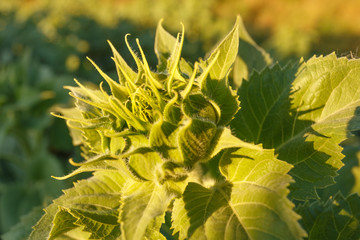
[132, 184, 160, 240]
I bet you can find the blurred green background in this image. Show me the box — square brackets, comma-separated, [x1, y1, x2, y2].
[1, 0, 360, 236]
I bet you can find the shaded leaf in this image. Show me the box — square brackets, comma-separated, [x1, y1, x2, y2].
[296, 193, 360, 239]
[352, 149, 360, 194]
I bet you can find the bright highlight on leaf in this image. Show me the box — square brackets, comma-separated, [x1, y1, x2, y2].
[25, 15, 360, 240]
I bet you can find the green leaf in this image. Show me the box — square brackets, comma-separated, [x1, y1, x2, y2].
[29, 171, 127, 239]
[55, 227, 91, 240]
[128, 148, 163, 181]
[2, 206, 44, 240]
[173, 146, 306, 240]
[49, 208, 78, 239]
[210, 127, 262, 160]
[179, 182, 231, 239]
[68, 206, 121, 240]
[204, 16, 239, 80]
[171, 198, 208, 240]
[231, 54, 360, 199]
[296, 193, 360, 239]
[216, 147, 306, 239]
[120, 182, 172, 240]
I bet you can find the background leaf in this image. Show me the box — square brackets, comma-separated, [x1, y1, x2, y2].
[1, 206, 44, 240]
[296, 193, 360, 239]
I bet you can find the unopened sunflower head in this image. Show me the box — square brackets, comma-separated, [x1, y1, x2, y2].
[54, 16, 243, 174]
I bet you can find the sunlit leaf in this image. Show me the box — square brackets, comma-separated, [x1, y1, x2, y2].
[205, 16, 239, 80]
[232, 54, 360, 199]
[29, 171, 127, 239]
[120, 182, 172, 240]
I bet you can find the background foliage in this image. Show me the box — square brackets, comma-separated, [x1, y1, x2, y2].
[0, 0, 360, 238]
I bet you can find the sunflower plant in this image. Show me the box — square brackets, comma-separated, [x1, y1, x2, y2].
[17, 16, 360, 240]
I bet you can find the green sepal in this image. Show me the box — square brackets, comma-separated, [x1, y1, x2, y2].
[178, 119, 217, 167]
[108, 40, 137, 86]
[154, 19, 178, 71]
[232, 15, 273, 87]
[149, 114, 182, 163]
[128, 148, 163, 181]
[87, 57, 129, 102]
[183, 93, 220, 124]
[201, 77, 240, 126]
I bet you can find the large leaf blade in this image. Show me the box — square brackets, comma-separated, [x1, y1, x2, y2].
[215, 147, 306, 240]
[120, 182, 172, 240]
[29, 171, 127, 239]
[231, 54, 360, 199]
[172, 146, 306, 240]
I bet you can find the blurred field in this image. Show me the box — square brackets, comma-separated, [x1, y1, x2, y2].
[0, 0, 359, 236]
